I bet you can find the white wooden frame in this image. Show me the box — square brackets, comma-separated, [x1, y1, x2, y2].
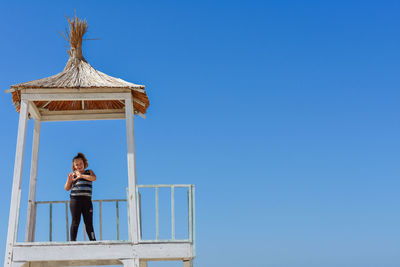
[5, 92, 194, 267]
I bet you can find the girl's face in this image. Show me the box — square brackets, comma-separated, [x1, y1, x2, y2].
[73, 159, 85, 172]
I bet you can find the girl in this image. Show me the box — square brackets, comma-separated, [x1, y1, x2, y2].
[65, 152, 97, 241]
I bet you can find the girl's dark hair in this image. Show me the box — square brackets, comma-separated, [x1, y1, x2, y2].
[72, 152, 89, 171]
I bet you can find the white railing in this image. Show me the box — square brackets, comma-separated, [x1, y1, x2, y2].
[32, 184, 195, 244]
[136, 184, 195, 243]
[35, 198, 126, 241]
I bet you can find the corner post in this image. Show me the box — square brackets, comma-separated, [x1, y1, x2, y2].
[5, 99, 29, 267]
[183, 260, 193, 267]
[25, 119, 41, 242]
[121, 259, 139, 267]
[125, 94, 139, 243]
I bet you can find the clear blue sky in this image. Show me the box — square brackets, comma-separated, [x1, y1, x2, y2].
[0, 1, 399, 267]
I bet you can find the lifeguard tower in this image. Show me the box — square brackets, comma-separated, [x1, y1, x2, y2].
[4, 16, 195, 267]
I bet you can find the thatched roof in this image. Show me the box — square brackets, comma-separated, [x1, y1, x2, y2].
[8, 15, 149, 116]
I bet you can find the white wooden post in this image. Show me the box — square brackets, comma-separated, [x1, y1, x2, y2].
[4, 99, 29, 267]
[125, 94, 139, 243]
[121, 258, 139, 267]
[25, 119, 41, 242]
[183, 260, 193, 267]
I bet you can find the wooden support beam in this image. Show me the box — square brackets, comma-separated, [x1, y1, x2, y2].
[40, 109, 125, 116]
[25, 120, 41, 242]
[133, 98, 146, 107]
[39, 109, 128, 121]
[136, 112, 146, 119]
[5, 99, 29, 267]
[28, 102, 41, 120]
[41, 113, 126, 122]
[29, 259, 122, 267]
[21, 93, 131, 101]
[12, 242, 194, 262]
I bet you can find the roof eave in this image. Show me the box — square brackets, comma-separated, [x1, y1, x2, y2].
[5, 86, 145, 94]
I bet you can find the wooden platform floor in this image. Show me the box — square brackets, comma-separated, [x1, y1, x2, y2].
[11, 241, 194, 266]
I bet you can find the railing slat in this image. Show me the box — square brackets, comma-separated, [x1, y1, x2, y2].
[49, 203, 53, 241]
[192, 185, 196, 256]
[99, 200, 102, 240]
[155, 187, 159, 240]
[65, 202, 69, 241]
[137, 190, 142, 241]
[188, 187, 193, 242]
[83, 224, 86, 241]
[126, 188, 131, 241]
[171, 186, 175, 240]
[116, 201, 120, 240]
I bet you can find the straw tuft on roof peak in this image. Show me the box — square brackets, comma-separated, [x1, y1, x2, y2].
[61, 13, 88, 60]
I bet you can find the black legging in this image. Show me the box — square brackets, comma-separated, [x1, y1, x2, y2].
[70, 196, 96, 241]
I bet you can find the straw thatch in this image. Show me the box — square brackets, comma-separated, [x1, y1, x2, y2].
[8, 15, 149, 115]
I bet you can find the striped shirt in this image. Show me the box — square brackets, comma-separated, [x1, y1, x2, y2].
[70, 170, 93, 198]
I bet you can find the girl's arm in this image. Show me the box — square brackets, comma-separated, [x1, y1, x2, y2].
[65, 173, 74, 191]
[76, 170, 97, 182]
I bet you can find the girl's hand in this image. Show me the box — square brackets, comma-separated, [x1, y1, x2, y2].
[73, 171, 82, 180]
[67, 172, 74, 182]
[65, 173, 74, 191]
